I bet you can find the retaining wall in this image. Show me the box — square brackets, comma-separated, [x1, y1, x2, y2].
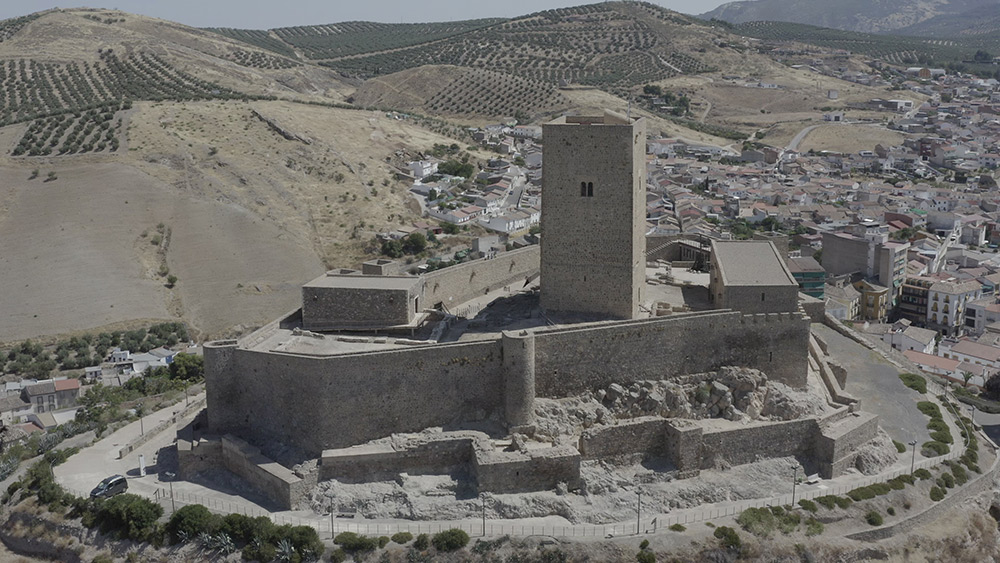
[700, 419, 815, 469]
[206, 339, 505, 456]
[221, 435, 305, 511]
[533, 310, 810, 396]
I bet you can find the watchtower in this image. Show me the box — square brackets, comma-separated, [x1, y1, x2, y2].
[540, 110, 646, 319]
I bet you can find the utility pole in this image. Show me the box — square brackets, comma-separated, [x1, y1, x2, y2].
[481, 494, 486, 537]
[909, 440, 918, 473]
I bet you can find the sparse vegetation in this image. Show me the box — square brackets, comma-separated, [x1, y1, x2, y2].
[899, 373, 927, 394]
[865, 510, 883, 526]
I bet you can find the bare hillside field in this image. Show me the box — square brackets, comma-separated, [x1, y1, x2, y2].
[0, 161, 324, 342]
[798, 124, 908, 153]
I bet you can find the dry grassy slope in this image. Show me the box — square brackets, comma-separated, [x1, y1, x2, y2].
[0, 98, 475, 341]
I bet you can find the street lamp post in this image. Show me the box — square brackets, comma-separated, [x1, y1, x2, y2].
[636, 490, 642, 535]
[163, 471, 176, 514]
[791, 465, 798, 506]
[481, 494, 486, 537]
[908, 440, 918, 474]
[970, 405, 976, 426]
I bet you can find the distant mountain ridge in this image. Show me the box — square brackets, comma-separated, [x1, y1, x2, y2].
[701, 0, 999, 34]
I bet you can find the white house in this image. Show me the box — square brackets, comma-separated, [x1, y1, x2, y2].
[883, 322, 937, 354]
[408, 160, 438, 179]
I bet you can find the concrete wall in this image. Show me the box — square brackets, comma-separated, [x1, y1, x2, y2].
[206, 339, 505, 457]
[422, 246, 539, 311]
[541, 114, 645, 319]
[533, 310, 810, 396]
[221, 435, 305, 511]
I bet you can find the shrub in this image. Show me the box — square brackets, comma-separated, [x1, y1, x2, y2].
[391, 532, 413, 544]
[930, 430, 954, 444]
[952, 465, 969, 485]
[98, 494, 163, 541]
[669, 524, 686, 532]
[917, 401, 941, 418]
[848, 486, 876, 501]
[805, 518, 823, 537]
[887, 478, 906, 490]
[893, 440, 906, 453]
[167, 504, 216, 543]
[333, 531, 378, 553]
[218, 514, 273, 545]
[865, 510, 883, 526]
[378, 536, 390, 548]
[922, 441, 949, 457]
[798, 499, 818, 513]
[887, 507, 896, 516]
[896, 474, 915, 485]
[914, 468, 933, 480]
[870, 483, 891, 496]
[941, 472, 955, 488]
[713, 526, 741, 550]
[637, 550, 656, 563]
[737, 507, 776, 536]
[899, 373, 927, 394]
[413, 533, 429, 550]
[432, 528, 470, 552]
[639, 539, 649, 550]
[926, 419, 949, 433]
[930, 486, 945, 501]
[815, 495, 852, 510]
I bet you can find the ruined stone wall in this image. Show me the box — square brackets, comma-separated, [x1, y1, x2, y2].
[700, 419, 816, 469]
[578, 418, 669, 459]
[319, 439, 473, 483]
[474, 446, 581, 493]
[206, 340, 505, 457]
[533, 310, 810, 396]
[815, 412, 879, 478]
[422, 246, 539, 311]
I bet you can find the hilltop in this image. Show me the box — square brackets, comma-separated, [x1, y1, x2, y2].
[702, 0, 999, 34]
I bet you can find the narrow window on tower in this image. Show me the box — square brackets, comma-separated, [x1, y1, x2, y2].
[587, 182, 594, 197]
[580, 182, 587, 197]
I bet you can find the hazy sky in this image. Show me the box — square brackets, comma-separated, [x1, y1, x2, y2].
[0, 1, 731, 29]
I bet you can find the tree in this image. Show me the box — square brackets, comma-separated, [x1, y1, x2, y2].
[381, 239, 403, 258]
[961, 371, 975, 388]
[440, 222, 459, 235]
[170, 353, 204, 381]
[166, 274, 178, 287]
[402, 232, 427, 254]
[984, 372, 1000, 400]
[643, 84, 662, 96]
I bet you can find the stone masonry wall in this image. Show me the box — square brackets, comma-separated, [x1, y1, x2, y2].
[319, 438, 473, 483]
[700, 419, 816, 469]
[533, 310, 810, 396]
[422, 246, 539, 311]
[302, 285, 417, 329]
[578, 418, 669, 459]
[541, 116, 645, 319]
[206, 340, 505, 457]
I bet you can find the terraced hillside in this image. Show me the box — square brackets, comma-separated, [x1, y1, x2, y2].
[208, 2, 724, 91]
[732, 20, 1000, 72]
[352, 65, 572, 120]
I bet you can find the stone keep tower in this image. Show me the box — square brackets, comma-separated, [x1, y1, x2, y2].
[540, 110, 646, 319]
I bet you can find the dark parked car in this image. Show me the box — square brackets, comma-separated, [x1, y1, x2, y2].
[90, 474, 128, 498]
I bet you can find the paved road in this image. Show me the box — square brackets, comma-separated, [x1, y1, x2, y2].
[813, 324, 932, 451]
[786, 124, 822, 151]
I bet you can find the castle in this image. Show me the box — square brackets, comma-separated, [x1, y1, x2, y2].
[180, 111, 876, 510]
